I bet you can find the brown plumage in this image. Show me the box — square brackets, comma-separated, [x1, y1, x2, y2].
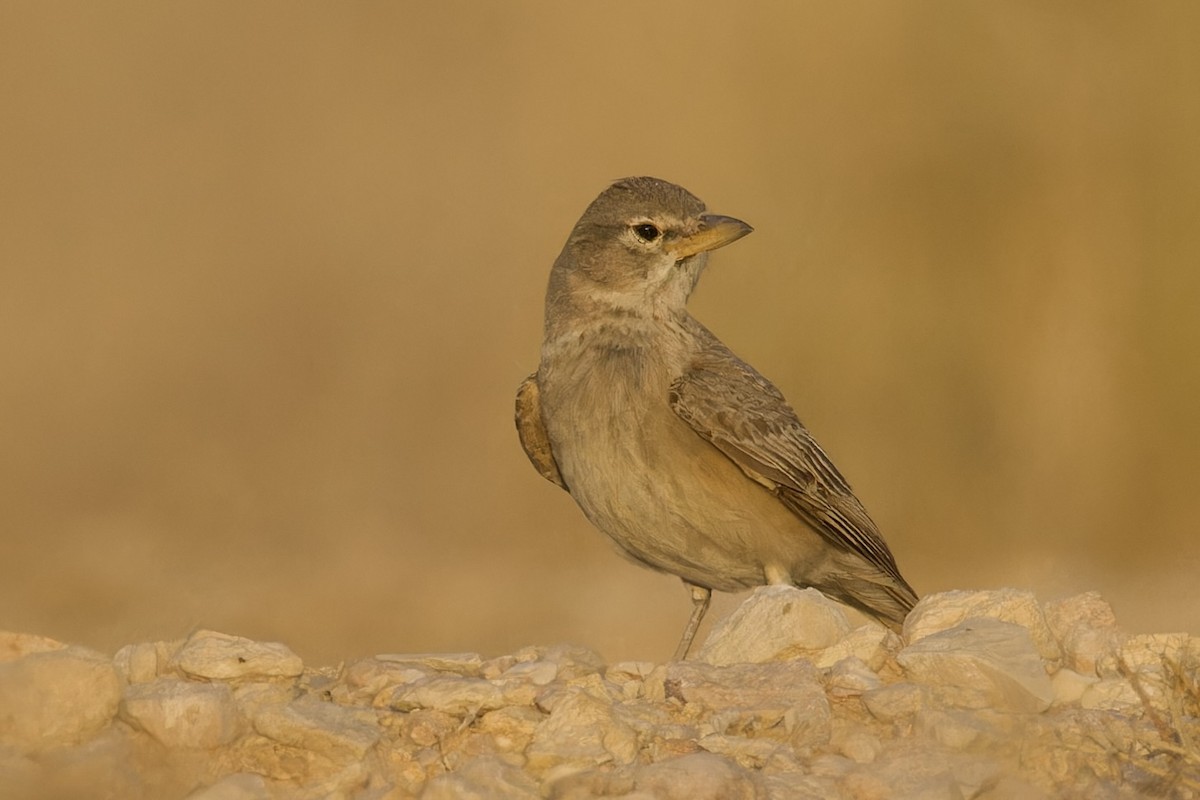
[516, 177, 917, 659]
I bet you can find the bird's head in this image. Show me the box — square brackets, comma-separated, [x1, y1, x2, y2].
[546, 177, 753, 321]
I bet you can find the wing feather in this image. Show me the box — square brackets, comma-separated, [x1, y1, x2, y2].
[669, 326, 914, 597]
[515, 373, 568, 490]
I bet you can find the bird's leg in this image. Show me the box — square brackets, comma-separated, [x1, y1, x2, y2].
[672, 582, 712, 661]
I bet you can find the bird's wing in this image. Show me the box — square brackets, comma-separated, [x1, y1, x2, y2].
[668, 331, 911, 592]
[515, 373, 568, 490]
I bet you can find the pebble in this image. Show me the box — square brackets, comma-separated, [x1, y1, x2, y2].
[1, 586, 1193, 797]
[174, 630, 303, 681]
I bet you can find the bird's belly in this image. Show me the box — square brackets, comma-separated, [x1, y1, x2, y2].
[546, 383, 804, 592]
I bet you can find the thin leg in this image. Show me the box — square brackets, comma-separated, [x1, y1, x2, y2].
[672, 582, 712, 661]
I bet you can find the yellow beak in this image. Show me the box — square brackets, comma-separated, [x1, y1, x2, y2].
[669, 214, 754, 260]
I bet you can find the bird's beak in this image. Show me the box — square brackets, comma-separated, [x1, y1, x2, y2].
[670, 214, 754, 260]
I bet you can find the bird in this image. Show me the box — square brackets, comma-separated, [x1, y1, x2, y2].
[515, 176, 917, 660]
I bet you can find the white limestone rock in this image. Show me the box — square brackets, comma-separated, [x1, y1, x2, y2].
[861, 682, 929, 722]
[0, 631, 68, 662]
[645, 660, 831, 750]
[250, 694, 380, 761]
[0, 644, 121, 752]
[119, 676, 239, 748]
[1049, 668, 1099, 707]
[630, 752, 763, 800]
[904, 589, 1061, 662]
[826, 656, 884, 698]
[373, 651, 483, 675]
[184, 773, 272, 800]
[1042, 592, 1126, 675]
[422, 755, 540, 799]
[811, 623, 900, 671]
[696, 586, 852, 665]
[897, 618, 1055, 713]
[174, 630, 303, 681]
[525, 687, 640, 772]
[386, 675, 513, 714]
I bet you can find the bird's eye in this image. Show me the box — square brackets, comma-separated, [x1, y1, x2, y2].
[633, 223, 661, 242]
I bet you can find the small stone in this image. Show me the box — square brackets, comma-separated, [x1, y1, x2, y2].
[514, 643, 606, 680]
[480, 654, 518, 679]
[421, 755, 540, 799]
[174, 630, 303, 681]
[251, 695, 381, 760]
[0, 644, 121, 752]
[386, 675, 508, 714]
[914, 708, 998, 749]
[904, 589, 1061, 662]
[606, 660, 656, 684]
[697, 732, 788, 770]
[399, 708, 458, 748]
[526, 687, 639, 771]
[119, 677, 239, 748]
[812, 623, 899, 671]
[375, 651, 483, 676]
[646, 660, 830, 749]
[499, 659, 558, 686]
[0, 631, 67, 662]
[476, 706, 544, 754]
[697, 586, 852, 665]
[832, 725, 882, 764]
[862, 682, 928, 722]
[334, 657, 431, 705]
[1043, 592, 1126, 676]
[1049, 668, 1098, 707]
[113, 642, 161, 684]
[826, 656, 884, 698]
[629, 752, 762, 800]
[897, 618, 1054, 713]
[1117, 632, 1198, 674]
[184, 773, 272, 800]
[1079, 677, 1141, 711]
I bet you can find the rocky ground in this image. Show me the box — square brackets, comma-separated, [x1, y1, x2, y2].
[1, 587, 1198, 799]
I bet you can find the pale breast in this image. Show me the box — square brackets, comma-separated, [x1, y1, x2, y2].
[539, 332, 804, 591]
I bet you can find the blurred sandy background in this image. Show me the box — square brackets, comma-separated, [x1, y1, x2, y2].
[2, 3, 1197, 665]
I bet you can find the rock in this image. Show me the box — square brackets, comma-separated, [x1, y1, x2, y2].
[513, 643, 607, 681]
[475, 705, 544, 754]
[696, 585, 852, 665]
[830, 723, 882, 764]
[251, 695, 380, 760]
[120, 677, 240, 749]
[862, 682, 928, 722]
[1117, 631, 1198, 673]
[904, 589, 1061, 662]
[1078, 677, 1141, 711]
[498, 658, 558, 686]
[185, 773, 273, 800]
[333, 657, 431, 705]
[1049, 668, 1098, 707]
[1042, 592, 1126, 675]
[174, 630, 303, 681]
[0, 644, 121, 752]
[826, 656, 884, 698]
[629, 752, 763, 799]
[646, 659, 831, 750]
[386, 675, 509, 714]
[525, 687, 640, 772]
[422, 755, 540, 799]
[0, 588, 1190, 798]
[812, 623, 899, 671]
[373, 651, 483, 676]
[0, 631, 68, 662]
[897, 618, 1055, 713]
